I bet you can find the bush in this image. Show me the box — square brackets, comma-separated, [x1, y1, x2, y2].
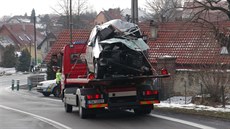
[16, 49, 31, 72]
[1, 45, 17, 68]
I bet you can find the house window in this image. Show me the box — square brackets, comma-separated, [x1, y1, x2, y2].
[220, 46, 229, 55]
[49, 41, 55, 47]
[19, 36, 23, 41]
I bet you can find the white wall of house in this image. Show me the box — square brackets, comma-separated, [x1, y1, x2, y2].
[40, 38, 56, 61]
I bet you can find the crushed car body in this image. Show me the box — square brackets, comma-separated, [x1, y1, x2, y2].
[85, 19, 152, 79]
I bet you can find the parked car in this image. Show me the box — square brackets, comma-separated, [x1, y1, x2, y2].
[85, 19, 152, 79]
[36, 80, 60, 97]
[32, 63, 47, 73]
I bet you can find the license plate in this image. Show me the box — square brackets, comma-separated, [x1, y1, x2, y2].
[88, 99, 104, 104]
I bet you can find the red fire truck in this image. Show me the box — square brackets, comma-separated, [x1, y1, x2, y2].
[61, 42, 169, 119]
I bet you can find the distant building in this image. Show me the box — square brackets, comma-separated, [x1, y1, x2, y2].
[94, 8, 124, 25]
[7, 15, 31, 24]
[121, 8, 147, 22]
[0, 23, 45, 63]
[38, 32, 58, 61]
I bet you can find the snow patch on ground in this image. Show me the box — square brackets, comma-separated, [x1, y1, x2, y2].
[0, 67, 16, 75]
[156, 96, 230, 112]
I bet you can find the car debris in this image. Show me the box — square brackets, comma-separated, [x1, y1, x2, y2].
[85, 19, 153, 79]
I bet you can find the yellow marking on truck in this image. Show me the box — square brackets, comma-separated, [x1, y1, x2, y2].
[88, 104, 108, 108]
[140, 100, 154, 105]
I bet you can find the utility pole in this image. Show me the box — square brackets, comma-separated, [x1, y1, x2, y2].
[32, 9, 37, 65]
[131, 0, 138, 24]
[69, 0, 73, 45]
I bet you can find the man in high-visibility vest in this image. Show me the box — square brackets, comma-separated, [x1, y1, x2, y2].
[53, 66, 61, 97]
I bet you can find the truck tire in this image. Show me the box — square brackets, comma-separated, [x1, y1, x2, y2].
[78, 97, 88, 119]
[42, 92, 51, 97]
[64, 101, 73, 113]
[53, 86, 61, 97]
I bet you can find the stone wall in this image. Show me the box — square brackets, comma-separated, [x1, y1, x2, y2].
[156, 56, 176, 100]
[155, 57, 230, 99]
[174, 70, 201, 96]
[173, 69, 230, 96]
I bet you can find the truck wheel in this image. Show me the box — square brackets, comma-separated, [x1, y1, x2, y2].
[64, 100, 73, 113]
[42, 92, 51, 97]
[78, 97, 89, 119]
[53, 87, 61, 97]
[94, 60, 104, 79]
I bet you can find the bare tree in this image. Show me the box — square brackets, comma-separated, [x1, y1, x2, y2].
[51, 0, 89, 29]
[145, 0, 182, 22]
[180, 0, 230, 106]
[198, 55, 230, 106]
[73, 0, 88, 16]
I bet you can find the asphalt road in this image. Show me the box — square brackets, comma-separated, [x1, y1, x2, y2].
[0, 73, 229, 129]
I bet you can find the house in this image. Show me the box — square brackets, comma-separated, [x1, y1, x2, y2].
[142, 21, 230, 98]
[94, 8, 124, 25]
[44, 29, 90, 63]
[121, 8, 148, 22]
[7, 15, 31, 24]
[145, 21, 230, 67]
[0, 23, 45, 63]
[0, 44, 4, 63]
[38, 32, 58, 62]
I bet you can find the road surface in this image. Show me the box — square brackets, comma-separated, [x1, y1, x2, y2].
[0, 73, 229, 129]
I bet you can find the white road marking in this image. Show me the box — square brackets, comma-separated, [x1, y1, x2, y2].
[0, 104, 72, 129]
[150, 114, 216, 129]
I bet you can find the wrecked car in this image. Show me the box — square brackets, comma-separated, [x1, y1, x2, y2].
[85, 19, 153, 79]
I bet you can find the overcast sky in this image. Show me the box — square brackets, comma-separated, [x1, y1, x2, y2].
[0, 0, 146, 17]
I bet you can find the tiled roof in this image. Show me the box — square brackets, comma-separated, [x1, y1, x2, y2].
[44, 29, 90, 63]
[45, 21, 230, 66]
[145, 22, 230, 65]
[1, 23, 44, 47]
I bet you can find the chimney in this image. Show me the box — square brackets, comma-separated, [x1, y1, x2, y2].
[131, 0, 138, 24]
[150, 20, 158, 39]
[22, 24, 26, 31]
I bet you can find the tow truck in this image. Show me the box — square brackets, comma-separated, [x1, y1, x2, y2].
[61, 42, 170, 118]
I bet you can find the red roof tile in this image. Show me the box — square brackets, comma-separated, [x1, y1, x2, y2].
[144, 21, 230, 65]
[44, 29, 90, 63]
[2, 23, 44, 46]
[45, 22, 230, 66]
